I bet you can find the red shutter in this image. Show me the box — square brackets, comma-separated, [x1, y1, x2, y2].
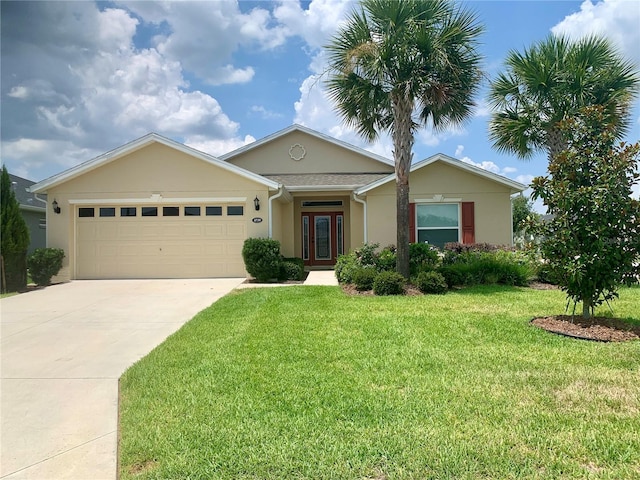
[461, 202, 475, 244]
[409, 202, 416, 243]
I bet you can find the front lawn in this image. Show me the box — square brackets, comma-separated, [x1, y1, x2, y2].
[119, 286, 640, 479]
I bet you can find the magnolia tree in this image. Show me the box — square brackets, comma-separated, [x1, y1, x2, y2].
[531, 106, 640, 319]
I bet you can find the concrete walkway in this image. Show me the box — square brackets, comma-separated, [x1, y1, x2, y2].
[303, 270, 338, 286]
[0, 279, 244, 480]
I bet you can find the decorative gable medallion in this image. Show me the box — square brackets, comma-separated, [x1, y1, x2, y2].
[289, 143, 306, 161]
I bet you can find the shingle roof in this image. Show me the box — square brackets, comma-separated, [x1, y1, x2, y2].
[263, 173, 390, 190]
[9, 174, 47, 210]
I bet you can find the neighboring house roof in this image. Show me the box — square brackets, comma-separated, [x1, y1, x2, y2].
[9, 174, 47, 212]
[356, 153, 526, 195]
[263, 173, 391, 191]
[220, 124, 395, 168]
[30, 133, 281, 194]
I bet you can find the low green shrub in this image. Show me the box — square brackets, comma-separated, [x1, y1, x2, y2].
[281, 260, 304, 281]
[438, 250, 531, 287]
[373, 271, 405, 296]
[409, 242, 440, 275]
[353, 267, 377, 291]
[415, 270, 448, 294]
[335, 253, 359, 284]
[26, 248, 65, 286]
[376, 245, 397, 272]
[354, 242, 379, 268]
[242, 238, 282, 282]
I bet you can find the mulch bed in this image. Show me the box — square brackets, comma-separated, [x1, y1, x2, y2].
[531, 315, 640, 342]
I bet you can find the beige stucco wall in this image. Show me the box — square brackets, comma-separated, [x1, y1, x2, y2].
[365, 161, 514, 248]
[45, 142, 272, 280]
[227, 130, 394, 175]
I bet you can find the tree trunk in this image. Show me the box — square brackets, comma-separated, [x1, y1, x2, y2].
[546, 127, 567, 162]
[582, 298, 592, 319]
[391, 92, 414, 279]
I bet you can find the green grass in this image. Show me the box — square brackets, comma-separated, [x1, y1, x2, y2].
[119, 286, 640, 480]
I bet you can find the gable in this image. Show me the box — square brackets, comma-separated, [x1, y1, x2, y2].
[46, 142, 270, 196]
[225, 129, 394, 175]
[358, 154, 525, 196]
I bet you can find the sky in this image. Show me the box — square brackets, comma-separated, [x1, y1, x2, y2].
[1, 0, 639, 211]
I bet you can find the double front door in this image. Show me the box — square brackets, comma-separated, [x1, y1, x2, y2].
[302, 212, 344, 266]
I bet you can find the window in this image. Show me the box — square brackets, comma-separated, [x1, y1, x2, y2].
[99, 207, 116, 217]
[120, 207, 137, 217]
[163, 206, 179, 216]
[337, 215, 344, 256]
[227, 206, 244, 216]
[141, 207, 158, 217]
[416, 204, 459, 249]
[206, 206, 222, 216]
[302, 216, 309, 260]
[184, 206, 201, 216]
[302, 200, 343, 207]
[78, 207, 95, 218]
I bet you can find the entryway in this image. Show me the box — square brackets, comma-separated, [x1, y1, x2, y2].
[301, 212, 344, 267]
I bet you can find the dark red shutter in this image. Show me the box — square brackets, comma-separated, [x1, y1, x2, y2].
[409, 202, 416, 243]
[461, 202, 475, 244]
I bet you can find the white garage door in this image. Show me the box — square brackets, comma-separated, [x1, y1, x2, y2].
[75, 204, 247, 279]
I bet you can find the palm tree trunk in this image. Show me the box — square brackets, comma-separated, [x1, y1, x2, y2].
[391, 92, 414, 279]
[546, 127, 567, 162]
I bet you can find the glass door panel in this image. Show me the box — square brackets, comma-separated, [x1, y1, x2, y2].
[314, 216, 331, 260]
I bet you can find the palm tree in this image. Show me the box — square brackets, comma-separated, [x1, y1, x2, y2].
[489, 34, 639, 162]
[325, 0, 483, 278]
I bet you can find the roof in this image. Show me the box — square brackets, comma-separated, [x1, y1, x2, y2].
[30, 133, 281, 194]
[263, 173, 391, 191]
[356, 153, 526, 195]
[219, 124, 394, 167]
[9, 174, 47, 211]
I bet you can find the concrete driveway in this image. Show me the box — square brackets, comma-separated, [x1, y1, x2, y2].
[0, 278, 244, 480]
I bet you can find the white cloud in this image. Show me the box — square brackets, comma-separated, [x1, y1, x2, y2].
[184, 134, 256, 158]
[455, 145, 465, 157]
[1, 2, 248, 180]
[552, 0, 640, 65]
[122, 1, 288, 86]
[250, 105, 284, 120]
[460, 157, 501, 174]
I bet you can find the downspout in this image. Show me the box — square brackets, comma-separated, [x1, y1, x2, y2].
[352, 192, 367, 244]
[268, 185, 285, 238]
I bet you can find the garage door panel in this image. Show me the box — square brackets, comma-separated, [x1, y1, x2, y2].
[76, 204, 247, 279]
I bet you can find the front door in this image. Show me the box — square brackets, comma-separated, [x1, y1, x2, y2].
[302, 212, 344, 266]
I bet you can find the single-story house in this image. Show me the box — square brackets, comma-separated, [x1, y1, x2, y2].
[30, 125, 525, 280]
[10, 173, 47, 254]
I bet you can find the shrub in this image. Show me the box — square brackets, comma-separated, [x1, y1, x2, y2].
[281, 260, 304, 281]
[415, 270, 448, 294]
[27, 248, 65, 286]
[354, 242, 379, 267]
[353, 267, 377, 291]
[373, 271, 405, 295]
[335, 253, 359, 284]
[376, 245, 397, 272]
[242, 238, 283, 282]
[438, 250, 532, 287]
[409, 242, 440, 275]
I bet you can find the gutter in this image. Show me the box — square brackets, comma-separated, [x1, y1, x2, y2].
[268, 186, 286, 238]
[352, 192, 368, 243]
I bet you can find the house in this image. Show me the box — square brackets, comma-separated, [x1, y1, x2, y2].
[30, 125, 525, 280]
[9, 174, 47, 254]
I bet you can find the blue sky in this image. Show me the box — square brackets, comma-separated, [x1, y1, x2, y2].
[2, 0, 639, 210]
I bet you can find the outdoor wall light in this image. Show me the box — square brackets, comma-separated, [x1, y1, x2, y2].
[254, 196, 260, 211]
[52, 199, 61, 214]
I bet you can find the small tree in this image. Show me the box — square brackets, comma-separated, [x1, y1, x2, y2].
[531, 106, 640, 319]
[512, 195, 539, 247]
[1, 165, 30, 292]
